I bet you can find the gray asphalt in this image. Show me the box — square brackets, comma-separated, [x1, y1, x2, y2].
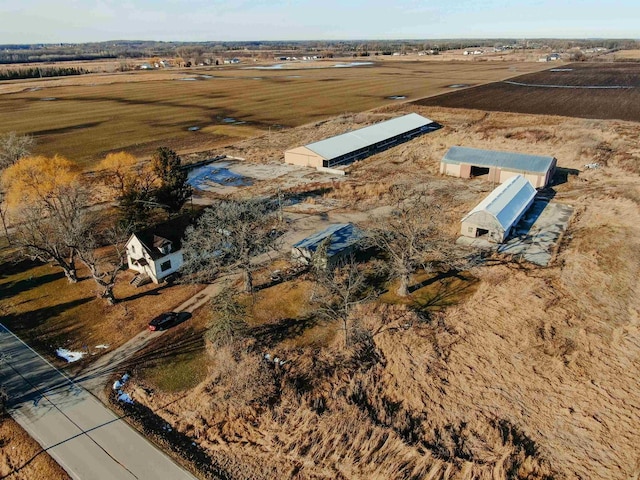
[0, 323, 198, 480]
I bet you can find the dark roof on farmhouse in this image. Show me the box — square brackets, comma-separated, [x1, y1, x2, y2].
[305, 113, 434, 160]
[293, 223, 363, 257]
[132, 216, 192, 260]
[442, 146, 556, 174]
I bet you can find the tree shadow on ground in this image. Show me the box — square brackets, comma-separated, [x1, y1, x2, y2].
[120, 283, 172, 303]
[410, 272, 480, 312]
[0, 258, 44, 280]
[71, 327, 204, 387]
[0, 271, 65, 301]
[1, 297, 93, 334]
[250, 315, 323, 348]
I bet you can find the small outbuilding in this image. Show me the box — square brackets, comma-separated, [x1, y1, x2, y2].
[461, 175, 536, 243]
[441, 146, 556, 188]
[285, 113, 437, 170]
[292, 223, 363, 268]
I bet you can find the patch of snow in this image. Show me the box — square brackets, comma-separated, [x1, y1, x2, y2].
[188, 126, 200, 131]
[95, 344, 109, 349]
[118, 393, 134, 404]
[113, 373, 130, 390]
[56, 348, 85, 363]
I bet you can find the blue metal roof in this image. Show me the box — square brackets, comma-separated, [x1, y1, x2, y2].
[304, 113, 434, 160]
[293, 223, 362, 257]
[442, 146, 555, 174]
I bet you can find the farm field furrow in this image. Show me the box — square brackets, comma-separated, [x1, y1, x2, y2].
[415, 62, 640, 122]
[0, 61, 548, 168]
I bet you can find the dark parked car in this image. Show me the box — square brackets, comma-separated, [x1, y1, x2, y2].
[148, 312, 180, 331]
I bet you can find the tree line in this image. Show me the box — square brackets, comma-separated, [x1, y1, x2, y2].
[0, 66, 88, 81]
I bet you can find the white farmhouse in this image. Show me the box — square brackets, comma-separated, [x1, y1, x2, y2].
[125, 225, 185, 285]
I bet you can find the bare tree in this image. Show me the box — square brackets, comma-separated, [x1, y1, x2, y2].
[0, 132, 34, 170]
[1, 155, 90, 283]
[366, 193, 442, 297]
[311, 255, 373, 347]
[181, 199, 281, 292]
[206, 284, 248, 348]
[77, 223, 131, 305]
[0, 132, 34, 242]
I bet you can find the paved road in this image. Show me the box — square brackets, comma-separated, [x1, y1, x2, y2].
[0, 324, 198, 480]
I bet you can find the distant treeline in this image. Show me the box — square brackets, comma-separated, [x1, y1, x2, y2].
[0, 53, 120, 64]
[0, 67, 88, 81]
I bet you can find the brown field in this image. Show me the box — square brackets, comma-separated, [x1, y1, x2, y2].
[0, 60, 548, 168]
[3, 60, 640, 479]
[603, 49, 640, 60]
[110, 105, 640, 479]
[0, 416, 70, 480]
[415, 62, 640, 122]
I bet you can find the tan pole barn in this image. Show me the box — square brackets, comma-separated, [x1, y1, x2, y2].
[441, 146, 556, 188]
[285, 113, 437, 170]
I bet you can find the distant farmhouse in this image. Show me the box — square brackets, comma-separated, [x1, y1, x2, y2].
[292, 223, 363, 268]
[285, 113, 437, 171]
[461, 175, 536, 243]
[440, 146, 556, 188]
[126, 223, 185, 285]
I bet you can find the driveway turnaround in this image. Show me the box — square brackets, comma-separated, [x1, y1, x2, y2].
[0, 324, 198, 480]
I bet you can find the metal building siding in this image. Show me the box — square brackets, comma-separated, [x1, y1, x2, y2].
[442, 146, 556, 175]
[462, 175, 536, 237]
[303, 113, 434, 161]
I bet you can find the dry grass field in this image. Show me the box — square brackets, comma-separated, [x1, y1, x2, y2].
[107, 104, 640, 479]
[2, 58, 640, 479]
[603, 49, 640, 60]
[415, 62, 640, 122]
[0, 60, 548, 168]
[0, 416, 70, 480]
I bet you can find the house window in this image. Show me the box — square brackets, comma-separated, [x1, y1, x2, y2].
[160, 260, 172, 272]
[131, 245, 135, 253]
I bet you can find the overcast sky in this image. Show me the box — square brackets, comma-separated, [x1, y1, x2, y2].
[1, 0, 638, 44]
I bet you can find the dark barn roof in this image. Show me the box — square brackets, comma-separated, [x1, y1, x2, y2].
[293, 223, 363, 258]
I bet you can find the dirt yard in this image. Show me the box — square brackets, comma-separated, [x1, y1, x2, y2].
[415, 62, 640, 122]
[109, 104, 640, 479]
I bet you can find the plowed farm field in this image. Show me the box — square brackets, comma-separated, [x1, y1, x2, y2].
[0, 60, 548, 168]
[414, 62, 640, 122]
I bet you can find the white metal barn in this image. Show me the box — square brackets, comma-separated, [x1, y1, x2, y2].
[461, 175, 536, 243]
[285, 113, 436, 170]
